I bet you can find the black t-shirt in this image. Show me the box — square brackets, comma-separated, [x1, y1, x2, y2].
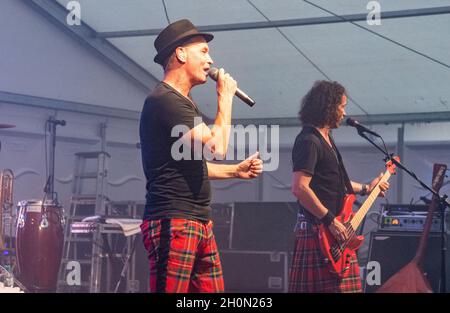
[139, 82, 211, 222]
[292, 126, 347, 220]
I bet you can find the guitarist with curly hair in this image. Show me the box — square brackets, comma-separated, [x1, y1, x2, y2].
[289, 80, 390, 293]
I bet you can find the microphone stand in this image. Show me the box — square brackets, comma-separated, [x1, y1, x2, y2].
[356, 129, 449, 293]
[46, 117, 66, 202]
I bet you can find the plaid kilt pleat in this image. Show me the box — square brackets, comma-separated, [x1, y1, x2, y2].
[288, 219, 362, 293]
[140, 218, 224, 293]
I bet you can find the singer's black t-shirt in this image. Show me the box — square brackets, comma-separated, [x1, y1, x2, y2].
[139, 82, 211, 222]
[292, 126, 346, 220]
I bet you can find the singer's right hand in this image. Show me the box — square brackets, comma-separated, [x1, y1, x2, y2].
[328, 218, 348, 243]
[216, 68, 237, 102]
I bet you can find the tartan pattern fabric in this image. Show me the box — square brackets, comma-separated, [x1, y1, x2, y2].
[289, 217, 362, 293]
[140, 218, 224, 293]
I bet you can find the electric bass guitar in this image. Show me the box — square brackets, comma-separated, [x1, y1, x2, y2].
[318, 157, 399, 278]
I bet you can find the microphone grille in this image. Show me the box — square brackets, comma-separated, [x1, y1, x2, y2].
[346, 118, 357, 126]
[208, 67, 219, 81]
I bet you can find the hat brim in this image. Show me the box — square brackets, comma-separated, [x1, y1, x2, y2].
[154, 33, 214, 65]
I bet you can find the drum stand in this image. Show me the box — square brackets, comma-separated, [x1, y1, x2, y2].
[87, 221, 139, 293]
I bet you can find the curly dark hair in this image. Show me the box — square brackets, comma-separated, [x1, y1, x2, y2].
[298, 80, 346, 128]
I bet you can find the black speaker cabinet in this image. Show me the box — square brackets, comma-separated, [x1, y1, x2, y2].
[220, 250, 288, 293]
[231, 202, 297, 251]
[364, 231, 450, 293]
[211, 203, 234, 250]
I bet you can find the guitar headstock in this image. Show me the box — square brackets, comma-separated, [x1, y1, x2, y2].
[432, 163, 447, 190]
[386, 156, 400, 175]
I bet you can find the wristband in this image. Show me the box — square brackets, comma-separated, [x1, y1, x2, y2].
[320, 211, 335, 226]
[360, 184, 368, 196]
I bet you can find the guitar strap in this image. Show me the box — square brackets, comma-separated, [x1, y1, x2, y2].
[329, 134, 355, 195]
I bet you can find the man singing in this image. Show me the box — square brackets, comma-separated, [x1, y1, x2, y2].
[139, 19, 263, 293]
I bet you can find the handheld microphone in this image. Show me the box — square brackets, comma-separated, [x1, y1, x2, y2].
[346, 118, 381, 138]
[208, 67, 255, 107]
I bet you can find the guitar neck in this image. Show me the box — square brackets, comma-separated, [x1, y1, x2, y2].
[413, 164, 447, 265]
[350, 170, 392, 230]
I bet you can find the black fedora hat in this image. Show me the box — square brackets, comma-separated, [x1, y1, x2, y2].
[154, 19, 214, 65]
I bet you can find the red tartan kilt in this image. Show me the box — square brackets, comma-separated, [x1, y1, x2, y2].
[289, 220, 362, 293]
[140, 218, 224, 293]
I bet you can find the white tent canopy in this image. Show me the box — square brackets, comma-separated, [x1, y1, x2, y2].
[39, 0, 450, 124]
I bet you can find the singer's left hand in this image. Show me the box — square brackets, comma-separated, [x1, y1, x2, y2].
[236, 152, 263, 179]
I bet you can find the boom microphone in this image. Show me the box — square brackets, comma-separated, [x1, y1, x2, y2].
[208, 67, 255, 107]
[346, 118, 381, 138]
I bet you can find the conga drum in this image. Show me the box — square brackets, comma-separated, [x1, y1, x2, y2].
[16, 200, 64, 292]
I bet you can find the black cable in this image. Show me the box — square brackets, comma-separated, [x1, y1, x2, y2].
[302, 0, 450, 69]
[414, 192, 431, 204]
[41, 120, 51, 211]
[161, 0, 171, 24]
[246, 0, 369, 115]
[380, 136, 389, 156]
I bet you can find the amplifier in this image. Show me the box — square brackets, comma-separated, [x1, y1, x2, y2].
[211, 202, 297, 251]
[220, 250, 288, 293]
[211, 203, 233, 250]
[380, 214, 443, 232]
[364, 231, 450, 293]
[378, 204, 446, 233]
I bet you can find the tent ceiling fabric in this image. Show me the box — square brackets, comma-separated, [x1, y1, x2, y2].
[302, 0, 450, 14]
[55, 0, 450, 120]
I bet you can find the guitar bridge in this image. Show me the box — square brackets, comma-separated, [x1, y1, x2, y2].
[328, 266, 350, 276]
